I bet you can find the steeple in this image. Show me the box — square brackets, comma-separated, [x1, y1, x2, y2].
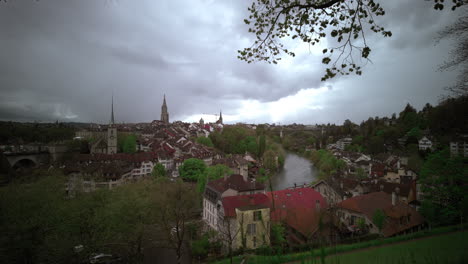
[161, 94, 169, 124]
[110, 94, 115, 125]
[218, 110, 223, 124]
[107, 94, 118, 154]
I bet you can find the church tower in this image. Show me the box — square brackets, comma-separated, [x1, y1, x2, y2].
[107, 95, 118, 154]
[217, 110, 223, 124]
[199, 117, 204, 128]
[161, 94, 169, 124]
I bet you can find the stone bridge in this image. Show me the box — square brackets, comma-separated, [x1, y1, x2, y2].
[3, 152, 51, 169]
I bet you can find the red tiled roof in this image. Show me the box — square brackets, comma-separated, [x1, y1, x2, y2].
[371, 162, 386, 177]
[206, 174, 265, 194]
[268, 187, 328, 237]
[222, 193, 270, 217]
[337, 192, 424, 237]
[74, 152, 158, 163]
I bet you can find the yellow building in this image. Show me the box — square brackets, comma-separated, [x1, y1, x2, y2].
[220, 194, 271, 250]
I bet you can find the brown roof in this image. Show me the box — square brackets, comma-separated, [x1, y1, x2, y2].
[206, 174, 265, 194]
[337, 192, 424, 237]
[367, 181, 413, 198]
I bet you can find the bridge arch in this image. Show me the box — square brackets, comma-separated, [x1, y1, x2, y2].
[11, 158, 37, 170]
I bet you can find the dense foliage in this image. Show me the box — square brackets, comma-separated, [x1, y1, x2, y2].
[209, 126, 258, 155]
[152, 163, 166, 178]
[196, 136, 214, 148]
[310, 149, 346, 179]
[0, 122, 75, 144]
[419, 149, 468, 227]
[0, 171, 199, 263]
[119, 134, 137, 153]
[179, 158, 207, 182]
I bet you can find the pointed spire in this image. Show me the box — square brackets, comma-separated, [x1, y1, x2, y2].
[111, 94, 115, 125]
[163, 94, 167, 107]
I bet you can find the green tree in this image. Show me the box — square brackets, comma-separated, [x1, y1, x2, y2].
[270, 224, 286, 253]
[419, 149, 468, 226]
[153, 180, 200, 264]
[152, 163, 166, 179]
[372, 209, 386, 236]
[407, 154, 423, 173]
[103, 182, 156, 261]
[206, 164, 232, 180]
[196, 136, 214, 147]
[0, 174, 69, 263]
[191, 234, 210, 260]
[356, 167, 366, 180]
[196, 165, 231, 194]
[368, 136, 384, 154]
[258, 134, 266, 158]
[122, 134, 137, 153]
[178, 158, 207, 182]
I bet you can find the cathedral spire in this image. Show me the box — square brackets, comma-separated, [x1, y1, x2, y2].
[161, 94, 169, 124]
[110, 94, 115, 125]
[218, 110, 223, 124]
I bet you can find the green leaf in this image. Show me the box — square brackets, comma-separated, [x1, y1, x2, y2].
[322, 57, 331, 64]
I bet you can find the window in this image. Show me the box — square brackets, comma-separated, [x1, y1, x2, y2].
[253, 211, 262, 221]
[247, 223, 256, 235]
[350, 215, 356, 225]
[253, 236, 257, 247]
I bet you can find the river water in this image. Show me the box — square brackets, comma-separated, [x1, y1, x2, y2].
[270, 152, 319, 191]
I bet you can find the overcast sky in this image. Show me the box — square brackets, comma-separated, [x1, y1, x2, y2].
[0, 0, 462, 125]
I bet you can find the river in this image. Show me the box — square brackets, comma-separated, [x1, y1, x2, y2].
[270, 152, 319, 191]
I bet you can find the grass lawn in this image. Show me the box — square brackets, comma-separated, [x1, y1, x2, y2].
[212, 230, 468, 264]
[323, 231, 468, 264]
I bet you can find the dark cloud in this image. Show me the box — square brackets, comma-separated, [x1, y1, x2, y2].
[0, 0, 461, 124]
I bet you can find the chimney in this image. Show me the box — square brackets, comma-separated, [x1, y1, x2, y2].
[340, 181, 343, 189]
[397, 160, 400, 169]
[392, 192, 396, 206]
[224, 173, 228, 181]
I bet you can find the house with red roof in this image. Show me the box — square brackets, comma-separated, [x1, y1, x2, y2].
[218, 193, 271, 250]
[336, 192, 425, 237]
[268, 187, 331, 245]
[203, 174, 265, 230]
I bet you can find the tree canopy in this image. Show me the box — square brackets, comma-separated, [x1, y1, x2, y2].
[178, 158, 207, 182]
[419, 149, 468, 226]
[152, 163, 166, 178]
[196, 136, 214, 148]
[209, 126, 258, 155]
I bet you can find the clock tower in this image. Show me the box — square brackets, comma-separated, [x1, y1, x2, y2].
[107, 95, 118, 154]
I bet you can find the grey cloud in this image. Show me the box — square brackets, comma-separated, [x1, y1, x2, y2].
[0, 0, 461, 124]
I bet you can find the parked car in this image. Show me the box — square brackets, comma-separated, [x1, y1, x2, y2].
[89, 253, 121, 264]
